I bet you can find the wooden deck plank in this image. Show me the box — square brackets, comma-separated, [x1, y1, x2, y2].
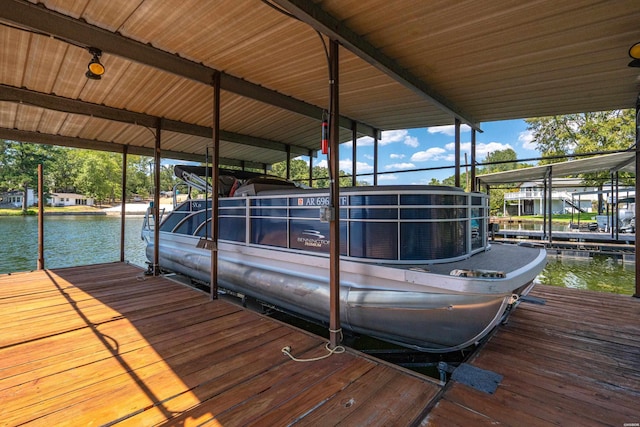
[425, 284, 640, 426]
[7, 263, 637, 427]
[292, 362, 402, 426]
[0, 263, 441, 426]
[1, 314, 286, 423]
[12, 326, 301, 427]
[330, 367, 441, 426]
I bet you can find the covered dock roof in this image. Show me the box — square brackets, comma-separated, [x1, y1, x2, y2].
[477, 151, 637, 185]
[0, 1, 639, 168]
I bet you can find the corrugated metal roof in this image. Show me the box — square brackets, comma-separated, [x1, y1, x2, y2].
[477, 151, 636, 185]
[0, 0, 638, 166]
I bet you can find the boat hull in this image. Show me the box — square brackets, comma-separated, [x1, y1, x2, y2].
[146, 232, 545, 352]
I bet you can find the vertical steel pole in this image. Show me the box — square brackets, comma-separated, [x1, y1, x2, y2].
[548, 166, 553, 244]
[373, 132, 378, 186]
[634, 93, 639, 298]
[153, 119, 161, 275]
[286, 145, 291, 181]
[610, 173, 615, 238]
[328, 39, 341, 349]
[37, 163, 44, 270]
[120, 145, 128, 262]
[211, 71, 221, 299]
[613, 171, 620, 242]
[351, 121, 357, 187]
[470, 129, 476, 192]
[542, 172, 547, 239]
[455, 118, 461, 188]
[308, 150, 313, 187]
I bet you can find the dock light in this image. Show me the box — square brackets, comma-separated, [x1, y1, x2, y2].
[628, 42, 640, 67]
[86, 48, 105, 79]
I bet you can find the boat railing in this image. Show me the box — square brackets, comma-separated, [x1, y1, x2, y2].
[158, 188, 489, 264]
[141, 206, 166, 241]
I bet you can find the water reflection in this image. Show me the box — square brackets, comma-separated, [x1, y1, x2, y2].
[536, 255, 635, 295]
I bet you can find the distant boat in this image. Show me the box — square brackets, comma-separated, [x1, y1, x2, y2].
[142, 166, 546, 352]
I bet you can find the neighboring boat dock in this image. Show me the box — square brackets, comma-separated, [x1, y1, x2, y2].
[491, 221, 636, 261]
[1, 263, 638, 425]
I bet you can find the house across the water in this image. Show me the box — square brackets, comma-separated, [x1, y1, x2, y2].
[503, 179, 600, 216]
[48, 193, 94, 207]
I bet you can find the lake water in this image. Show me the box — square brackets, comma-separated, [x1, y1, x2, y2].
[0, 215, 148, 274]
[0, 215, 635, 295]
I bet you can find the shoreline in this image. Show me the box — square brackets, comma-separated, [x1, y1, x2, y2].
[0, 203, 174, 217]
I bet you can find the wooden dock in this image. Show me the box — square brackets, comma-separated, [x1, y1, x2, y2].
[0, 263, 440, 426]
[2, 263, 639, 426]
[426, 285, 640, 426]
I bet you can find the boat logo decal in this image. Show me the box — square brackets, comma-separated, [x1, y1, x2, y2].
[297, 229, 330, 248]
[302, 229, 325, 239]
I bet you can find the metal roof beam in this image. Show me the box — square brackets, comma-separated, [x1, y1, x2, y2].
[272, 0, 480, 130]
[0, 85, 309, 156]
[0, 0, 378, 139]
[0, 128, 266, 169]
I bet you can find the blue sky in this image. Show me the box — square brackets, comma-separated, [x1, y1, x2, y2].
[312, 118, 538, 185]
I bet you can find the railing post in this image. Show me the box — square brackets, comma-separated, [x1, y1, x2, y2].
[37, 163, 44, 270]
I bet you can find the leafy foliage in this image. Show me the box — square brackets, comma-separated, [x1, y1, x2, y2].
[270, 158, 363, 187]
[0, 140, 180, 209]
[0, 141, 56, 212]
[525, 110, 635, 185]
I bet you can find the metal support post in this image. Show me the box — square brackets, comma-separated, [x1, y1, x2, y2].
[470, 129, 476, 192]
[455, 118, 461, 188]
[351, 121, 357, 187]
[120, 145, 127, 262]
[211, 71, 221, 299]
[37, 163, 44, 270]
[153, 119, 161, 275]
[328, 39, 341, 348]
[634, 93, 639, 298]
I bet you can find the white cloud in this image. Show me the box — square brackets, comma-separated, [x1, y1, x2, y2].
[518, 130, 536, 150]
[357, 129, 419, 148]
[390, 153, 405, 159]
[410, 147, 447, 162]
[427, 124, 471, 136]
[444, 141, 513, 159]
[314, 158, 372, 174]
[363, 154, 374, 160]
[353, 161, 373, 173]
[385, 162, 415, 170]
[378, 174, 398, 181]
[404, 135, 419, 148]
[379, 130, 408, 146]
[356, 136, 374, 147]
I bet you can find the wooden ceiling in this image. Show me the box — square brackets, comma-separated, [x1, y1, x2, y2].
[0, 0, 639, 168]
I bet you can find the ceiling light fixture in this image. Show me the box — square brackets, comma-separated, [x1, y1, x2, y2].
[628, 42, 640, 67]
[86, 47, 105, 79]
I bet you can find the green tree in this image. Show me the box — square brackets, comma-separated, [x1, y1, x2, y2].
[270, 158, 357, 188]
[480, 148, 524, 214]
[74, 151, 121, 205]
[442, 148, 530, 214]
[526, 109, 635, 188]
[0, 140, 55, 213]
[48, 147, 79, 192]
[271, 158, 310, 183]
[526, 110, 634, 167]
